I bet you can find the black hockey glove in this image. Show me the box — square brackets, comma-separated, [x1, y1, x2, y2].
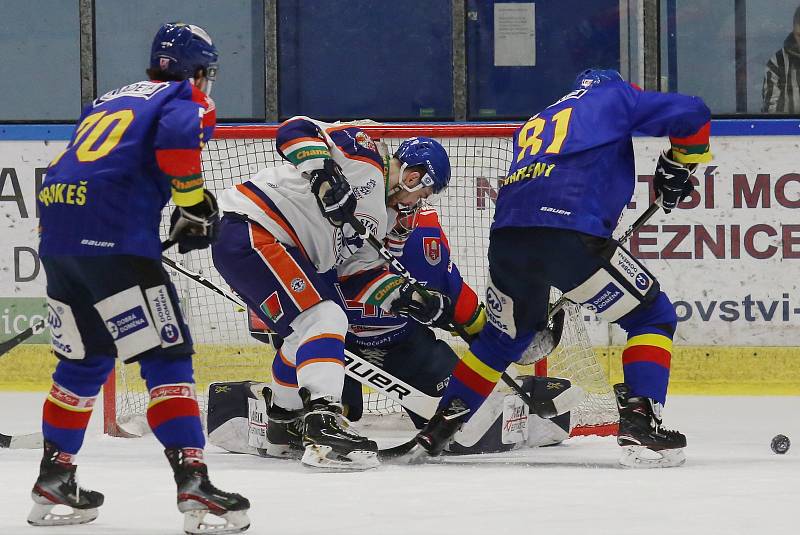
[168, 189, 219, 254]
[390, 281, 453, 330]
[308, 159, 357, 228]
[653, 150, 696, 213]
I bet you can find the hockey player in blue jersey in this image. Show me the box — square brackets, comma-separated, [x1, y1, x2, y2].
[414, 69, 712, 468]
[31, 23, 250, 533]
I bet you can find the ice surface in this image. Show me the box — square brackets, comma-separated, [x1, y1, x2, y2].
[1, 392, 798, 535]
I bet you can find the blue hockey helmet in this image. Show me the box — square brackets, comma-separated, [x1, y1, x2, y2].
[573, 68, 624, 90]
[393, 137, 451, 193]
[150, 22, 218, 84]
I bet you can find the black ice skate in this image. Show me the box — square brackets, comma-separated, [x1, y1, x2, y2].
[300, 389, 378, 471]
[259, 386, 304, 459]
[416, 398, 471, 457]
[166, 448, 251, 534]
[28, 440, 104, 526]
[614, 383, 686, 468]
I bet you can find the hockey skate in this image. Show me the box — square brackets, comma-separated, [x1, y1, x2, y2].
[415, 398, 471, 458]
[28, 440, 104, 526]
[166, 448, 251, 534]
[300, 389, 379, 471]
[259, 387, 304, 459]
[614, 383, 686, 468]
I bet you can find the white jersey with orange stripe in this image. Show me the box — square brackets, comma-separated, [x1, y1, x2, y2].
[218, 117, 390, 273]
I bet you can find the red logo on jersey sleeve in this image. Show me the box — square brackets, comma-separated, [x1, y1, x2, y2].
[423, 237, 441, 266]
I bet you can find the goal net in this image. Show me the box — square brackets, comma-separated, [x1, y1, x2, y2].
[102, 123, 618, 438]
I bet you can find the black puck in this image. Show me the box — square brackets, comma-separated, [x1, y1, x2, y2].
[771, 434, 790, 454]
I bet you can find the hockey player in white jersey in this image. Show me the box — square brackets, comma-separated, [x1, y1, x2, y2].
[212, 117, 451, 470]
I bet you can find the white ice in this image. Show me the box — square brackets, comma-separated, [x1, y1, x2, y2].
[1, 393, 798, 535]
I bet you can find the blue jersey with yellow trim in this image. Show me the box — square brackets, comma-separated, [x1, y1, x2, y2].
[339, 208, 478, 347]
[494, 81, 711, 238]
[38, 79, 215, 259]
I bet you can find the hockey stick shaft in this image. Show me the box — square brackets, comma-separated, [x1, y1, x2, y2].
[0, 431, 43, 449]
[343, 214, 542, 413]
[160, 249, 439, 417]
[547, 197, 663, 319]
[0, 319, 47, 357]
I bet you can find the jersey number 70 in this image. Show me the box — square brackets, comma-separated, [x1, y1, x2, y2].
[50, 109, 135, 166]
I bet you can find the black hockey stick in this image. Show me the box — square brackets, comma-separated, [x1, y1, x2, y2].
[0, 431, 43, 449]
[160, 250, 442, 416]
[342, 213, 557, 419]
[547, 197, 664, 319]
[0, 319, 47, 358]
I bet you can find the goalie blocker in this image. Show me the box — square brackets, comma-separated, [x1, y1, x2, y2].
[206, 375, 577, 456]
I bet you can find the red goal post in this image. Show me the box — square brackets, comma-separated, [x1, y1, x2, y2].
[102, 122, 618, 438]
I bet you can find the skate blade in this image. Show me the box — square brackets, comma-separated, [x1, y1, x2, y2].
[27, 500, 99, 526]
[300, 444, 379, 471]
[258, 442, 303, 460]
[619, 446, 686, 468]
[183, 509, 250, 534]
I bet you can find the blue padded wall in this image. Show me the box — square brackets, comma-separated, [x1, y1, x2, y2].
[278, 0, 453, 120]
[467, 0, 620, 119]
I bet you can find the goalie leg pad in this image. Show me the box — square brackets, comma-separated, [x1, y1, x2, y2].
[207, 381, 268, 455]
[449, 375, 579, 454]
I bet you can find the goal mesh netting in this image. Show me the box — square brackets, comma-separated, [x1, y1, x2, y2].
[102, 124, 618, 438]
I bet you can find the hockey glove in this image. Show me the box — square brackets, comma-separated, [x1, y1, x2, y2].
[390, 281, 453, 330]
[168, 189, 219, 254]
[307, 159, 357, 228]
[653, 150, 696, 213]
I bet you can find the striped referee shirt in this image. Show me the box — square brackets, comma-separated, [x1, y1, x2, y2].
[762, 32, 800, 113]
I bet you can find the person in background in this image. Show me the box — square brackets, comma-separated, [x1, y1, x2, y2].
[762, 5, 800, 113]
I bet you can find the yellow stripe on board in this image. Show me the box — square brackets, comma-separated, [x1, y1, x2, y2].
[1, 344, 799, 395]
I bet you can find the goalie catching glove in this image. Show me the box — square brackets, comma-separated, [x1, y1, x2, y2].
[307, 159, 357, 228]
[390, 281, 453, 330]
[653, 150, 696, 213]
[168, 189, 219, 254]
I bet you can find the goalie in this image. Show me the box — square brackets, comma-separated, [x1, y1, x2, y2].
[207, 203, 580, 457]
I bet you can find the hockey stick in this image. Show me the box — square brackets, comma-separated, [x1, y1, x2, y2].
[160, 251, 441, 417]
[547, 197, 664, 319]
[0, 319, 47, 357]
[342, 214, 553, 418]
[0, 431, 43, 449]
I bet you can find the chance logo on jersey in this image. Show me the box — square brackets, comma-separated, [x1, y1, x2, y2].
[423, 237, 441, 266]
